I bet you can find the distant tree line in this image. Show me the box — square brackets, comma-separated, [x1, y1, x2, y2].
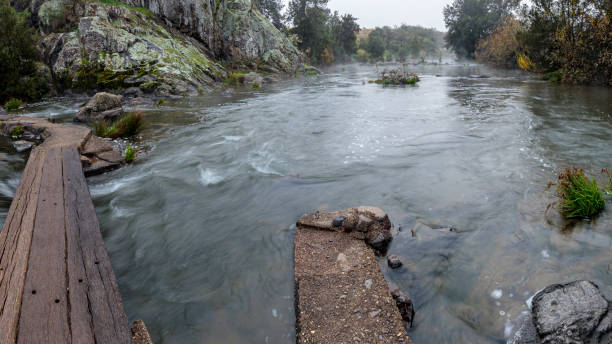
[443, 0, 611, 85]
[358, 25, 446, 62]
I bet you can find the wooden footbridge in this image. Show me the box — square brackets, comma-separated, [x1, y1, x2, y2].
[0, 117, 150, 343]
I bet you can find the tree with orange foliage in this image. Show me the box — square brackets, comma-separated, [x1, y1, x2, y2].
[475, 16, 522, 68]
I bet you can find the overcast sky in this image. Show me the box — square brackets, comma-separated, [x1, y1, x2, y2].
[327, 0, 451, 31]
[282, 0, 453, 31]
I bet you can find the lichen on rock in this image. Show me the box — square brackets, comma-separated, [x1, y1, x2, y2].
[41, 2, 227, 95]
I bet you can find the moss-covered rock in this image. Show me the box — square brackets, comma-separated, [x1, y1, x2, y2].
[41, 2, 226, 95]
[124, 0, 303, 73]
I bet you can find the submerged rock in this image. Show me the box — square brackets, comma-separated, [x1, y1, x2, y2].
[75, 92, 124, 123]
[12, 140, 35, 152]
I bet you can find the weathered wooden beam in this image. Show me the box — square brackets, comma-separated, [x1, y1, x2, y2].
[0, 144, 136, 343]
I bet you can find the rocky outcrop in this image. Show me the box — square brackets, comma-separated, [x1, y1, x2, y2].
[40, 2, 227, 95]
[0, 116, 124, 176]
[123, 0, 302, 73]
[75, 92, 125, 123]
[510, 280, 611, 344]
[19, 0, 303, 95]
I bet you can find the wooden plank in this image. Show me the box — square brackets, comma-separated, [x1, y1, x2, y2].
[18, 146, 70, 344]
[62, 146, 96, 343]
[0, 149, 46, 343]
[62, 146, 132, 344]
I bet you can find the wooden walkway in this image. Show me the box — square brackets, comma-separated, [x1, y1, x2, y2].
[0, 123, 141, 343]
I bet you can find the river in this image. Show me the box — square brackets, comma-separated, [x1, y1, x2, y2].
[1, 63, 611, 343]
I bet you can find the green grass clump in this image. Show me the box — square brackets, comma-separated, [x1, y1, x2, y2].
[94, 112, 143, 139]
[10, 125, 24, 137]
[557, 168, 605, 218]
[5, 98, 22, 111]
[124, 145, 138, 163]
[543, 70, 564, 82]
[156, 98, 165, 106]
[252, 83, 260, 89]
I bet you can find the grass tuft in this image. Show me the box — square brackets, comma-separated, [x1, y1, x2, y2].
[10, 125, 24, 137]
[94, 112, 143, 139]
[252, 82, 260, 89]
[5, 98, 22, 111]
[124, 145, 138, 163]
[557, 168, 605, 218]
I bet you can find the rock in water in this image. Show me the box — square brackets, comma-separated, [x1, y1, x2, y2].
[12, 140, 35, 152]
[531, 280, 610, 343]
[391, 288, 415, 328]
[387, 255, 403, 269]
[75, 92, 124, 122]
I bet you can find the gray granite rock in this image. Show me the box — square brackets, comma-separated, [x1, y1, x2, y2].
[532, 280, 610, 344]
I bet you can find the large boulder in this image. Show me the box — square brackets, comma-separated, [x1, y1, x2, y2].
[75, 92, 124, 122]
[531, 280, 610, 344]
[511, 280, 611, 343]
[41, 2, 227, 95]
[124, 0, 303, 73]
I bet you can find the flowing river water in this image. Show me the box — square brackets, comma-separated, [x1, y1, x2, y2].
[1, 63, 611, 343]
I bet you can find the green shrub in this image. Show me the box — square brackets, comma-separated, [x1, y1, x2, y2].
[156, 98, 165, 106]
[10, 125, 24, 137]
[252, 83, 260, 89]
[94, 112, 143, 139]
[0, 0, 49, 103]
[124, 145, 138, 163]
[543, 70, 564, 83]
[557, 168, 606, 218]
[5, 98, 22, 111]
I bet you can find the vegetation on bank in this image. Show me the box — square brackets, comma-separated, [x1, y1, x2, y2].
[4, 98, 23, 111]
[287, 0, 359, 65]
[124, 145, 138, 163]
[556, 168, 609, 218]
[0, 0, 49, 104]
[359, 26, 447, 63]
[444, 0, 611, 85]
[10, 125, 24, 138]
[94, 112, 143, 139]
